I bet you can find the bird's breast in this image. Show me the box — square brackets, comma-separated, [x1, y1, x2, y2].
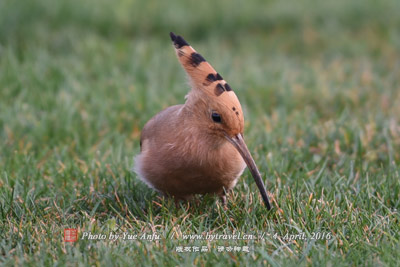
[159, 134, 247, 195]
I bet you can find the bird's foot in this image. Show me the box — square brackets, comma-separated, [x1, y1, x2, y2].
[219, 195, 227, 206]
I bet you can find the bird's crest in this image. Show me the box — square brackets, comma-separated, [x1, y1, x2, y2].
[170, 32, 234, 97]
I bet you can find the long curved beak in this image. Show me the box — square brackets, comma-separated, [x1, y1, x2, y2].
[225, 133, 272, 210]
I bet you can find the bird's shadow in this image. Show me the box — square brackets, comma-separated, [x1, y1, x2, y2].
[72, 171, 224, 224]
[72, 170, 275, 230]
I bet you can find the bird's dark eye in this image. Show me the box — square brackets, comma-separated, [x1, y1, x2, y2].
[211, 112, 222, 123]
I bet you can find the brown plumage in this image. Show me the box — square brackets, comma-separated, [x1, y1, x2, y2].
[134, 32, 271, 209]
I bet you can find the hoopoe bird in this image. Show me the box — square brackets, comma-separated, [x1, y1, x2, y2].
[134, 32, 271, 210]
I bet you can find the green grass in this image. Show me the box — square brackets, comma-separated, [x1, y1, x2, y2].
[1, 0, 400, 265]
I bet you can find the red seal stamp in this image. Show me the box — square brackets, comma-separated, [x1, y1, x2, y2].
[64, 229, 78, 242]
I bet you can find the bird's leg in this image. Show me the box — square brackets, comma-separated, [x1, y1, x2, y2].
[220, 194, 227, 206]
[174, 197, 181, 208]
[174, 194, 193, 208]
[218, 187, 229, 206]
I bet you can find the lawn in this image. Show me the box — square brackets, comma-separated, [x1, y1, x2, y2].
[1, 0, 400, 265]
